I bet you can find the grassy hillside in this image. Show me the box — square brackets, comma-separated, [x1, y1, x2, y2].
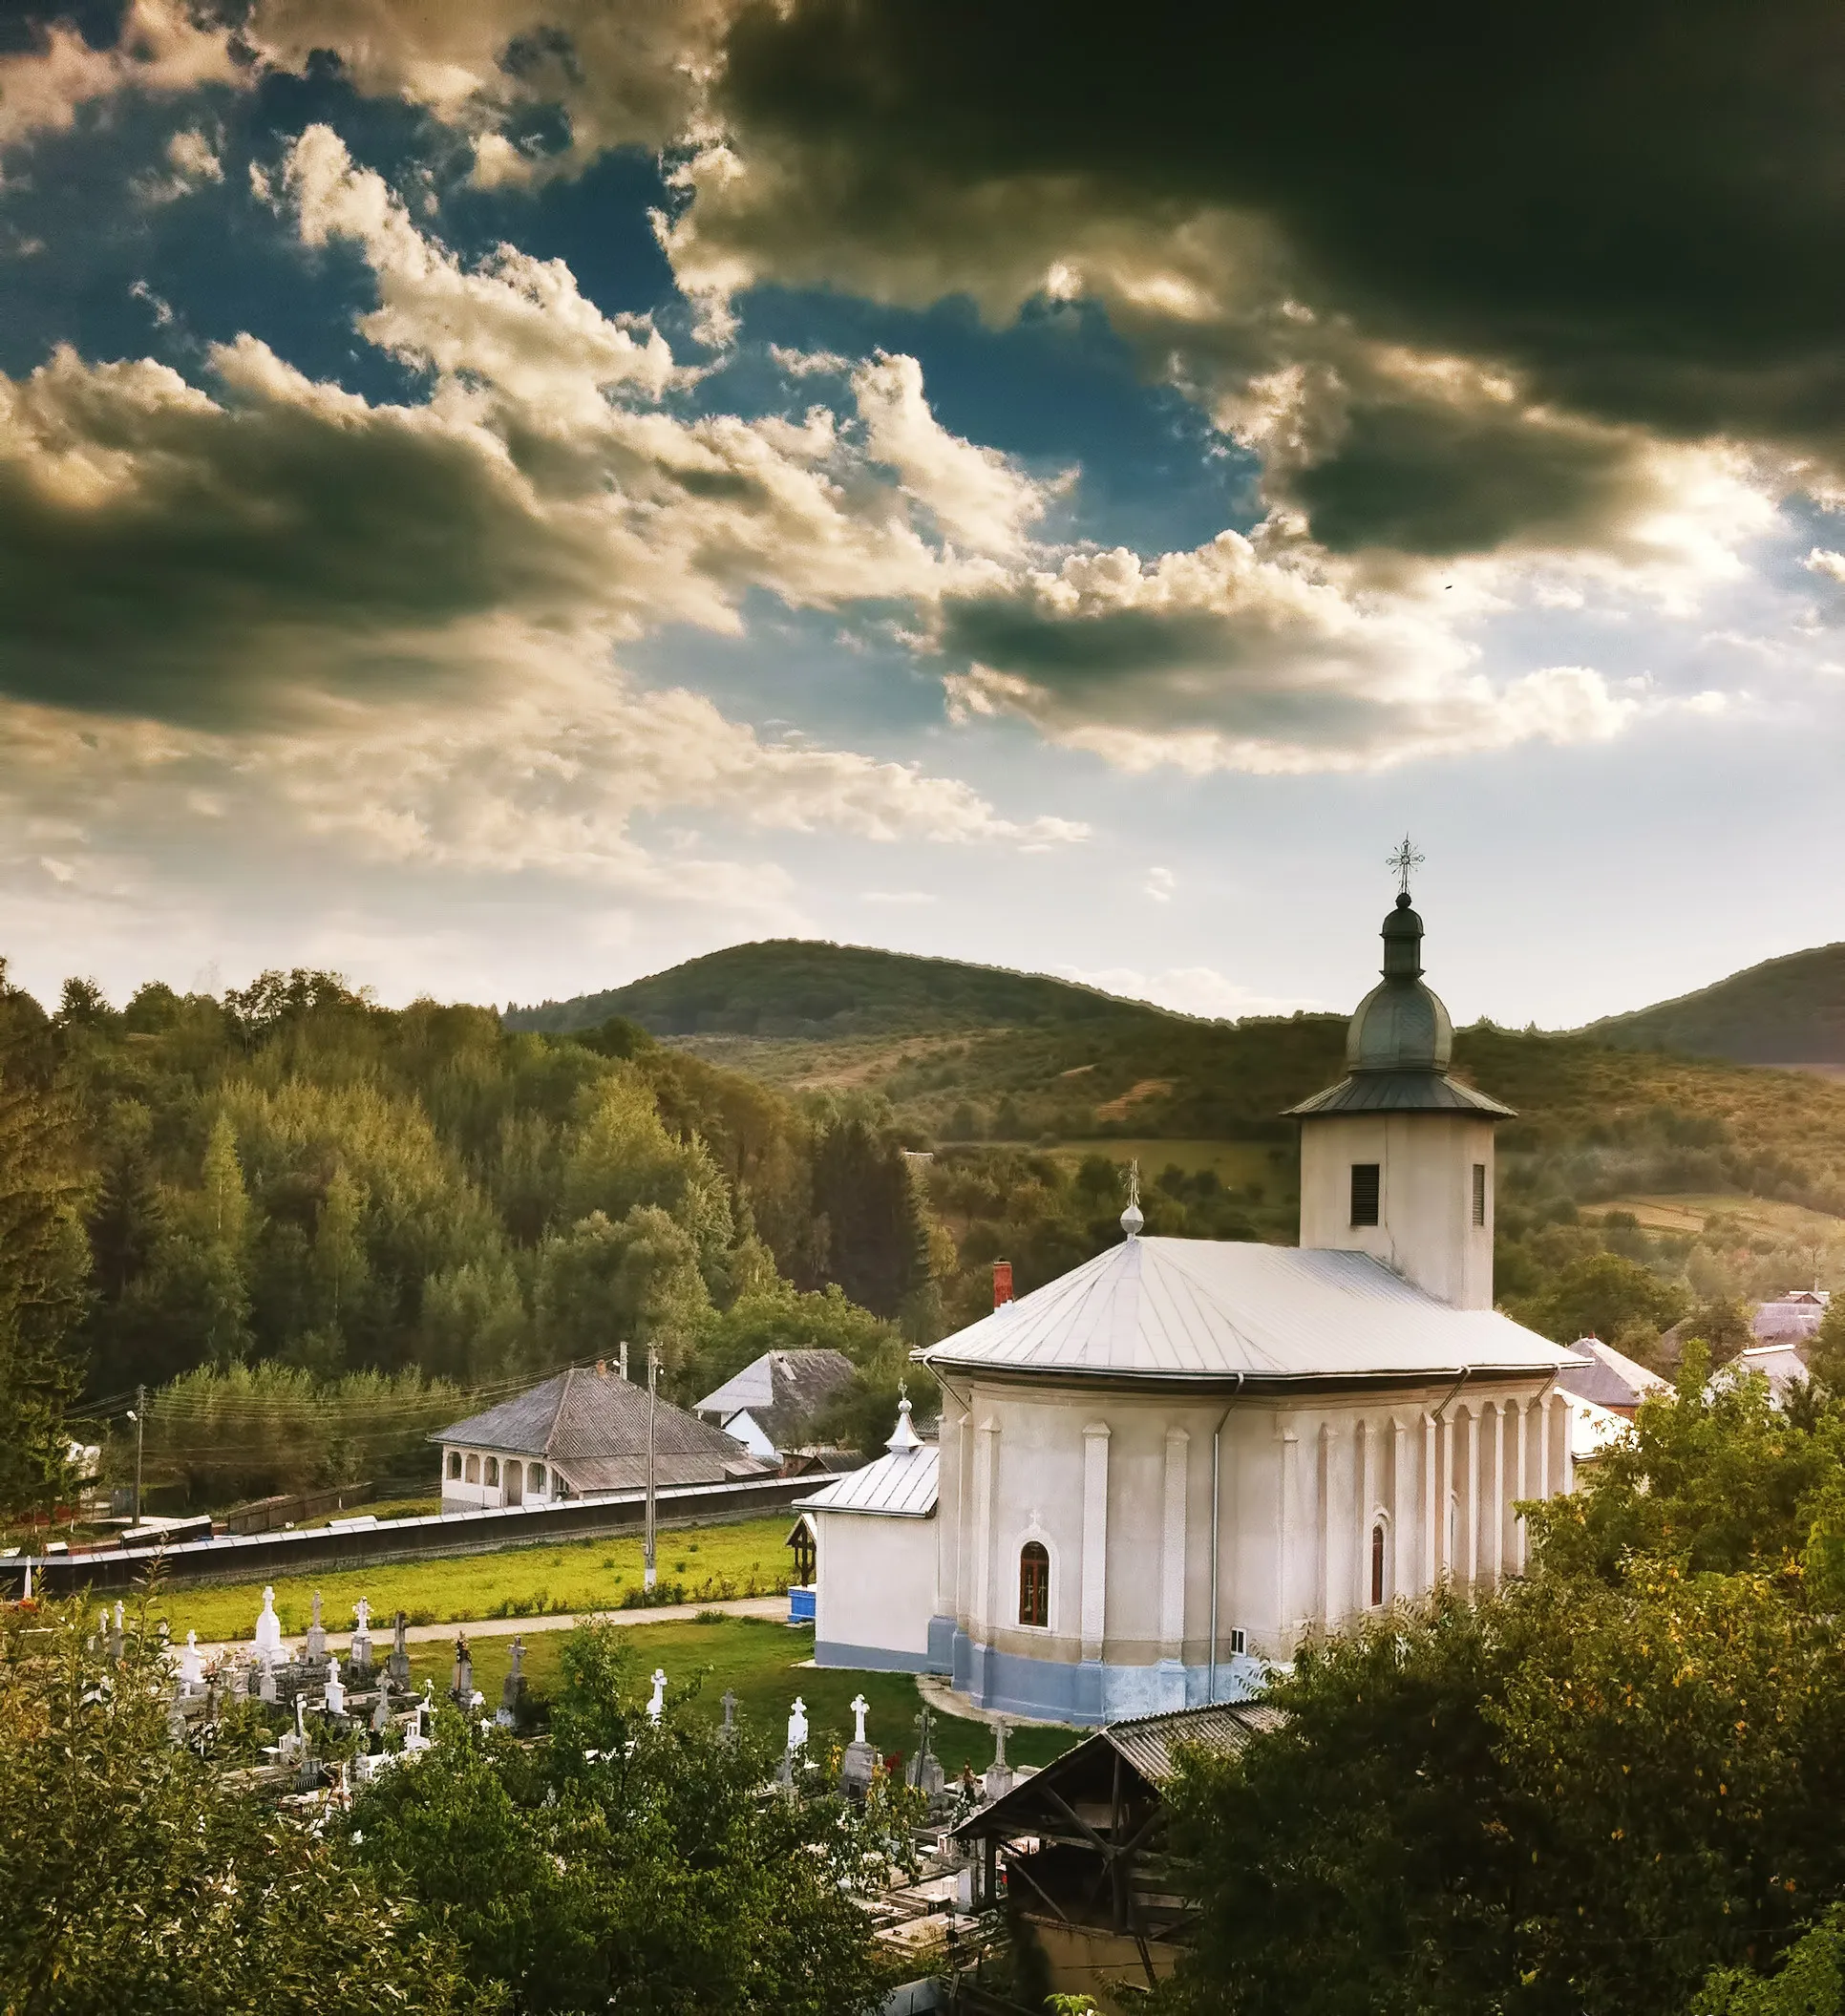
[502, 939, 1173, 1038]
[502, 938, 1845, 1353]
[1583, 941, 1845, 1065]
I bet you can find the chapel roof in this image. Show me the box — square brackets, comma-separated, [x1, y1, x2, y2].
[795, 1440, 938, 1517]
[432, 1367, 775, 1490]
[692, 1348, 857, 1451]
[920, 1235, 1575, 1386]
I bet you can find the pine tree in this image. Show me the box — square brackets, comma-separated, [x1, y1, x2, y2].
[0, 1007, 90, 1518]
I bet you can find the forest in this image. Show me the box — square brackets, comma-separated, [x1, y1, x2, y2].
[0, 966, 932, 1519]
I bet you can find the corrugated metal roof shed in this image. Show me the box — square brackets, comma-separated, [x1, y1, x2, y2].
[922, 1236, 1574, 1384]
[1102, 1701, 1285, 1784]
[795, 1442, 938, 1517]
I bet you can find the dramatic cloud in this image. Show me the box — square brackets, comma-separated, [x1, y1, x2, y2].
[0, 127, 1050, 725]
[0, 0, 238, 153]
[936, 533, 1644, 774]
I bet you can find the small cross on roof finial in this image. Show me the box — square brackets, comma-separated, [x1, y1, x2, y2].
[1387, 832, 1424, 899]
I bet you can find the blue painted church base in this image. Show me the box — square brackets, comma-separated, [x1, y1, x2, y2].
[814, 1638, 932, 1673]
[927, 1615, 1265, 1726]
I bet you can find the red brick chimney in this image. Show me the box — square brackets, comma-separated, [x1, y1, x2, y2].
[993, 1260, 1014, 1309]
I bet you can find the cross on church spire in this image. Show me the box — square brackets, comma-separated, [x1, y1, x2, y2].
[1387, 833, 1424, 899]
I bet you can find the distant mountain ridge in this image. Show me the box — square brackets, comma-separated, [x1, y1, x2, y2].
[502, 939, 1180, 1039]
[1582, 942, 1845, 1066]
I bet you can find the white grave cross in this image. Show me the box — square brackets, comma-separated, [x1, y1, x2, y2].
[787, 1696, 809, 1753]
[647, 1669, 668, 1725]
[850, 1693, 870, 1746]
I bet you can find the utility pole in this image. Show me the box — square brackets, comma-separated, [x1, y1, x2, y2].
[131, 1386, 145, 1526]
[643, 1344, 659, 1592]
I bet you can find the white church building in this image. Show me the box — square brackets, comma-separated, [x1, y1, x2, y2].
[798, 885, 1580, 1725]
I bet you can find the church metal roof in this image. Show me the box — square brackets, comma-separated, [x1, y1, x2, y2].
[1285, 1069, 1516, 1116]
[921, 1237, 1575, 1385]
[795, 1442, 938, 1517]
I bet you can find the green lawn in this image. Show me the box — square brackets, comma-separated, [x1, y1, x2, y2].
[159, 1517, 796, 1642]
[401, 1614, 1079, 1775]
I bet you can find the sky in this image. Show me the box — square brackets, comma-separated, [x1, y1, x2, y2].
[1, 0, 1843, 1030]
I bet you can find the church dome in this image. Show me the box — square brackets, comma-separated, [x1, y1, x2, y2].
[1345, 893, 1454, 1073]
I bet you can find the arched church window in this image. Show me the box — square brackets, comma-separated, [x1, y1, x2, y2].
[1019, 1541, 1050, 1628]
[1370, 1521, 1387, 1606]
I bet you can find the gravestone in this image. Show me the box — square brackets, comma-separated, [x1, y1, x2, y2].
[107, 1601, 125, 1665]
[646, 1668, 667, 1726]
[496, 1638, 525, 1730]
[371, 1676, 393, 1737]
[386, 1610, 412, 1689]
[305, 1591, 327, 1662]
[450, 1632, 472, 1708]
[776, 1695, 809, 1790]
[908, 1705, 945, 1801]
[982, 1717, 1014, 1804]
[324, 1654, 346, 1720]
[179, 1631, 203, 1697]
[349, 1598, 373, 1677]
[252, 1587, 284, 1668]
[718, 1689, 738, 1746]
[839, 1692, 878, 1797]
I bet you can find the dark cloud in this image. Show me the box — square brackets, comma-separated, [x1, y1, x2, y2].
[696, 0, 1845, 551]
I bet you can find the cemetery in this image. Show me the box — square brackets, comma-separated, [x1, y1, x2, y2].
[53, 1572, 1107, 2009]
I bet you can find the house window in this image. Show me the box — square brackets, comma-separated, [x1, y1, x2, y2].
[447, 1451, 461, 1480]
[464, 1454, 479, 1484]
[1019, 1541, 1050, 1628]
[1228, 1626, 1247, 1656]
[485, 1457, 499, 1487]
[1350, 1162, 1381, 1227]
[1472, 1162, 1487, 1227]
[1371, 1521, 1387, 1606]
[529, 1464, 545, 1492]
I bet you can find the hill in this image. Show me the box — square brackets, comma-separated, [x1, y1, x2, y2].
[502, 939, 1174, 1039]
[1583, 942, 1845, 1066]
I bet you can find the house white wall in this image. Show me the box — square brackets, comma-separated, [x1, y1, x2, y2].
[438, 1445, 561, 1514]
[1298, 1111, 1497, 1310]
[814, 1510, 936, 1669]
[720, 1411, 779, 1461]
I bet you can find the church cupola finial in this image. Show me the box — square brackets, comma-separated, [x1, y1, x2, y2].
[1120, 1159, 1144, 1241]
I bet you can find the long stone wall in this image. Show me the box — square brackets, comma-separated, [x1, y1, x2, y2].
[5, 1475, 821, 1596]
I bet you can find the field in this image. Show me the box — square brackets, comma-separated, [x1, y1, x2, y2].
[1587, 1192, 1845, 1243]
[397, 1612, 1079, 1774]
[159, 1517, 796, 1642]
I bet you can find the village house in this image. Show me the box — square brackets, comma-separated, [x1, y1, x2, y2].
[802, 881, 1580, 1723]
[432, 1362, 775, 1512]
[692, 1348, 858, 1463]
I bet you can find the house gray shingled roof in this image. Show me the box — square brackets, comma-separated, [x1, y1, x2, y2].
[432, 1367, 776, 1493]
[693, 1348, 857, 1453]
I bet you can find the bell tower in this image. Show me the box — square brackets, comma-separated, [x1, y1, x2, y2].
[1286, 856, 1513, 1310]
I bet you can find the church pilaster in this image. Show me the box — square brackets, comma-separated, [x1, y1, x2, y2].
[1352, 1417, 1372, 1616]
[1317, 1422, 1335, 1630]
[1159, 1427, 1188, 1662]
[1391, 1415, 1411, 1601]
[1080, 1421, 1110, 1663]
